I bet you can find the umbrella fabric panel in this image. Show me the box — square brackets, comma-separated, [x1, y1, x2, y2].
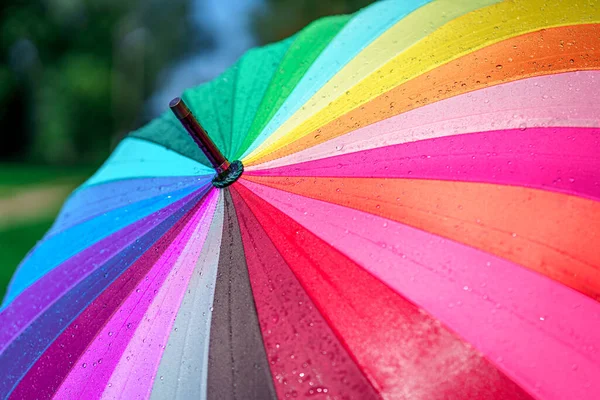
[231, 187, 380, 399]
[149, 194, 224, 400]
[0, 188, 207, 354]
[233, 14, 351, 159]
[247, 126, 600, 200]
[243, 175, 600, 300]
[205, 191, 277, 399]
[2, 182, 208, 308]
[47, 176, 206, 237]
[0, 188, 211, 398]
[245, 13, 600, 167]
[242, 0, 499, 162]
[251, 70, 600, 172]
[237, 180, 600, 400]
[232, 183, 532, 400]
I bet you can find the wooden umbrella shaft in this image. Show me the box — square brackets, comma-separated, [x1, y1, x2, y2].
[169, 97, 230, 174]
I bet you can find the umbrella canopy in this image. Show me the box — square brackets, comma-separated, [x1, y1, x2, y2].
[2, 0, 600, 399]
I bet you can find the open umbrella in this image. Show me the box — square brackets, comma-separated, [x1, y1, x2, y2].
[2, 0, 600, 399]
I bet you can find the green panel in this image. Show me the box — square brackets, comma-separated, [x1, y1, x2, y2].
[233, 15, 351, 159]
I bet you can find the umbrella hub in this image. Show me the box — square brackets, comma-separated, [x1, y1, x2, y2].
[170, 97, 244, 188]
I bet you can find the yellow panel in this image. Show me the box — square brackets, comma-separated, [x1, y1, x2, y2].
[244, 0, 600, 165]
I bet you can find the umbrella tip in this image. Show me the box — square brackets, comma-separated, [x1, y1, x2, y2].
[169, 97, 191, 120]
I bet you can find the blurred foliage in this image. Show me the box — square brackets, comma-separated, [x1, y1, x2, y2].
[253, 0, 375, 43]
[0, 0, 210, 165]
[0, 217, 55, 298]
[0, 164, 93, 298]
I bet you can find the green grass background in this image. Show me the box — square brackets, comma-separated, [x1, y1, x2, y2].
[0, 164, 94, 299]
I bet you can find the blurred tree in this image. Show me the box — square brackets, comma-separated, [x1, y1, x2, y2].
[0, 0, 211, 165]
[253, 0, 375, 43]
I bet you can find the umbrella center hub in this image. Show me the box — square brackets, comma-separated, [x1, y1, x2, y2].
[212, 160, 244, 188]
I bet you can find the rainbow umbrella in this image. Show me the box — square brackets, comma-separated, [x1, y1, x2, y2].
[1, 0, 600, 399]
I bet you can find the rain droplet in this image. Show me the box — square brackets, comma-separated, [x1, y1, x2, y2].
[496, 64, 503, 70]
[519, 123, 527, 131]
[82, 363, 87, 368]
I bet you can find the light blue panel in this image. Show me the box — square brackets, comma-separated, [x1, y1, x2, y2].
[2, 181, 210, 308]
[239, 0, 433, 159]
[84, 137, 215, 187]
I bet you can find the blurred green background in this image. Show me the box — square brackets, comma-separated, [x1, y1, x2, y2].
[0, 0, 374, 297]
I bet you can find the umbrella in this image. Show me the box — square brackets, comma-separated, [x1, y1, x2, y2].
[1, 0, 600, 398]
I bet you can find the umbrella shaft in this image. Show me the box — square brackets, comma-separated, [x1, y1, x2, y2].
[170, 97, 230, 173]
